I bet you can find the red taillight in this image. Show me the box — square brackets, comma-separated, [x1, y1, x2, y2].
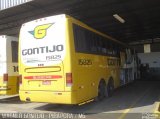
[66, 73, 72, 87]
[18, 75, 22, 85]
[3, 73, 8, 83]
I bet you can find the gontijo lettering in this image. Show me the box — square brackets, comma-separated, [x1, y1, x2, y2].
[22, 45, 64, 56]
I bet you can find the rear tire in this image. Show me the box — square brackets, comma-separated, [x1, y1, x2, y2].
[95, 80, 107, 101]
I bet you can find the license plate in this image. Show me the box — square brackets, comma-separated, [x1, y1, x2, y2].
[42, 80, 51, 85]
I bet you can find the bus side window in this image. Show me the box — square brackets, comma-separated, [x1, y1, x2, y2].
[113, 43, 119, 57]
[90, 34, 97, 53]
[73, 23, 121, 57]
[107, 41, 113, 55]
[117, 44, 121, 57]
[102, 38, 107, 54]
[85, 30, 93, 53]
[73, 24, 87, 53]
[97, 37, 103, 54]
[11, 41, 18, 63]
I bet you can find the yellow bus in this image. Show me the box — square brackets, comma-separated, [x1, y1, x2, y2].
[19, 14, 138, 104]
[0, 35, 19, 95]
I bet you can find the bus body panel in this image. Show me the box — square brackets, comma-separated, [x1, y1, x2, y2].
[69, 19, 121, 103]
[71, 52, 121, 103]
[0, 35, 18, 95]
[20, 90, 77, 104]
[19, 15, 66, 92]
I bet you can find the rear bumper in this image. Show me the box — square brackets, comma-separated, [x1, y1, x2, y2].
[0, 87, 11, 90]
[0, 86, 18, 95]
[19, 90, 78, 104]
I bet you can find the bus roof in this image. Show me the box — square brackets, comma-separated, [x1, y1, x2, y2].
[21, 14, 127, 47]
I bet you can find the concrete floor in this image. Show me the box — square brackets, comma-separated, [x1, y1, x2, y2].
[0, 81, 159, 119]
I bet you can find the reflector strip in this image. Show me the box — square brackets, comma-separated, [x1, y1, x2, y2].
[24, 75, 62, 80]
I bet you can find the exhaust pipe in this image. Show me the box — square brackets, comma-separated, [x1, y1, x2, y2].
[26, 97, 31, 102]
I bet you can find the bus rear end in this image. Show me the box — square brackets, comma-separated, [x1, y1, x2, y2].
[0, 36, 8, 95]
[19, 15, 76, 104]
[0, 35, 18, 95]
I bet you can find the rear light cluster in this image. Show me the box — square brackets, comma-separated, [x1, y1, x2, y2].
[3, 74, 22, 85]
[18, 75, 22, 85]
[3, 74, 8, 83]
[66, 73, 73, 87]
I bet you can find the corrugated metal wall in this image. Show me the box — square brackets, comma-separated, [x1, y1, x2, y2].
[0, 0, 32, 10]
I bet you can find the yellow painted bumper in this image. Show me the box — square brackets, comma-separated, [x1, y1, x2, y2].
[0, 86, 18, 95]
[19, 90, 78, 104]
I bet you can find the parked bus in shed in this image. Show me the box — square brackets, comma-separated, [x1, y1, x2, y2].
[19, 14, 138, 104]
[0, 35, 19, 95]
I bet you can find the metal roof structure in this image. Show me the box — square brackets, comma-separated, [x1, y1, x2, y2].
[0, 0, 160, 44]
[0, 0, 32, 10]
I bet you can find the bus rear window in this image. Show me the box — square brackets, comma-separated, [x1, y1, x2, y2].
[11, 41, 18, 62]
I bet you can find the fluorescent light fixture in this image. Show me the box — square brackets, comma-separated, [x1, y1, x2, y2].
[113, 14, 125, 23]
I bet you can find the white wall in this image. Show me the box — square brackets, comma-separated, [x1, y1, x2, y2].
[138, 52, 160, 68]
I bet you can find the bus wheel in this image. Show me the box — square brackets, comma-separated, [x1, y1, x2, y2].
[96, 80, 107, 101]
[107, 79, 114, 97]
